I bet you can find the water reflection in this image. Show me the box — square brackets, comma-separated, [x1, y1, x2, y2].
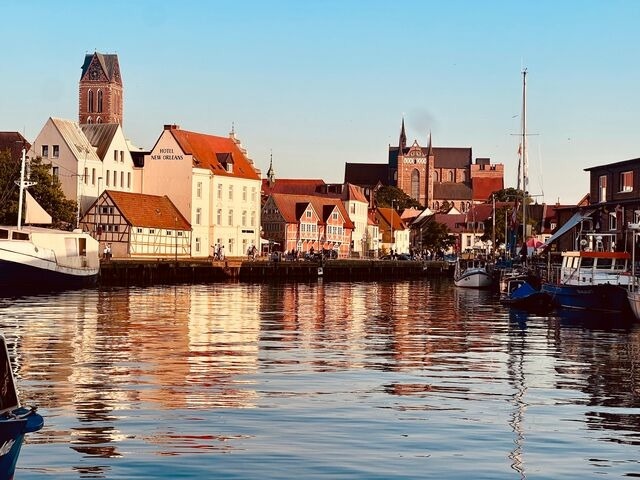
[1, 281, 640, 478]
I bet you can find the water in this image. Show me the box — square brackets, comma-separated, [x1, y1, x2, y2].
[2, 279, 640, 479]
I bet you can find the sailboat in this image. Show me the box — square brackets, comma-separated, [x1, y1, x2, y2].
[0, 148, 100, 290]
[627, 224, 640, 320]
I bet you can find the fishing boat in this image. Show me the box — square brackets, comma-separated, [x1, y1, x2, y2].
[0, 149, 99, 290]
[454, 258, 494, 288]
[0, 335, 43, 478]
[541, 250, 633, 314]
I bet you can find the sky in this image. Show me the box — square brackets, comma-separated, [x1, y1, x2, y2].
[2, 0, 639, 205]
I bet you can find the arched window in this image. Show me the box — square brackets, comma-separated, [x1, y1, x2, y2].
[411, 169, 420, 199]
[87, 117, 93, 124]
[434, 201, 439, 211]
[461, 202, 466, 213]
[462, 170, 467, 182]
[88, 90, 94, 113]
[433, 171, 439, 182]
[467, 201, 471, 211]
[96, 117, 103, 124]
[97, 90, 103, 113]
[448, 170, 454, 182]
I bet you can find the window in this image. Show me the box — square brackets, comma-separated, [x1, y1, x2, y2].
[120, 171, 124, 187]
[251, 211, 256, 227]
[243, 186, 247, 201]
[88, 90, 94, 113]
[149, 229, 155, 234]
[113, 170, 118, 187]
[106, 170, 110, 186]
[120, 151, 124, 163]
[52, 145, 59, 158]
[306, 211, 312, 218]
[242, 210, 247, 226]
[599, 175, 607, 202]
[84, 167, 89, 184]
[228, 209, 233, 226]
[229, 185, 233, 200]
[332, 212, 338, 220]
[195, 237, 201, 253]
[97, 90, 103, 112]
[609, 212, 617, 231]
[217, 184, 223, 199]
[620, 171, 633, 192]
[127, 172, 131, 188]
[42, 145, 48, 157]
[411, 169, 420, 199]
[433, 171, 439, 182]
[448, 170, 455, 182]
[52, 166, 59, 178]
[196, 182, 202, 199]
[251, 187, 256, 202]
[137, 228, 143, 233]
[196, 208, 201, 225]
[217, 209, 222, 225]
[114, 151, 118, 162]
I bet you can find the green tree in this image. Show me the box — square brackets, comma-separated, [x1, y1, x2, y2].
[420, 218, 456, 252]
[375, 185, 423, 210]
[0, 151, 77, 228]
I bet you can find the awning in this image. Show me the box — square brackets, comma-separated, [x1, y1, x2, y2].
[542, 209, 595, 249]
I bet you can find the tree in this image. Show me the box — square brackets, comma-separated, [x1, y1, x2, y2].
[420, 218, 456, 253]
[0, 151, 77, 228]
[375, 185, 423, 210]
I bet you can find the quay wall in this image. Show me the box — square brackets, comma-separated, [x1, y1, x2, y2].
[98, 258, 454, 286]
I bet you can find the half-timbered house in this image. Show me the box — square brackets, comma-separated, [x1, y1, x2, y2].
[80, 190, 191, 259]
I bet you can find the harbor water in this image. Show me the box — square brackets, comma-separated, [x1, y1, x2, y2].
[3, 279, 640, 479]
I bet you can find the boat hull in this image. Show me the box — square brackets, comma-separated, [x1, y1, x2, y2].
[0, 409, 44, 479]
[0, 258, 98, 291]
[542, 283, 630, 314]
[628, 291, 640, 321]
[454, 268, 494, 289]
[501, 280, 554, 312]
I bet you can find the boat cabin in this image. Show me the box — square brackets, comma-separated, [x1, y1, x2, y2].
[559, 250, 631, 286]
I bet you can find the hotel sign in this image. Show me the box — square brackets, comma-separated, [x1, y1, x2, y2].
[150, 148, 184, 161]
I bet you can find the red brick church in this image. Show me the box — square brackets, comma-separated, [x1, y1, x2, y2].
[78, 52, 123, 125]
[344, 119, 504, 212]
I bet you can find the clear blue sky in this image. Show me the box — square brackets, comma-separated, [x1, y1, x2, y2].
[3, 0, 639, 205]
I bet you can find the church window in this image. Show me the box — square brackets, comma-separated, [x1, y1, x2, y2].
[97, 117, 102, 124]
[88, 90, 94, 113]
[411, 169, 420, 199]
[87, 117, 93, 124]
[97, 90, 103, 113]
[462, 171, 467, 182]
[433, 171, 439, 182]
[448, 170, 454, 182]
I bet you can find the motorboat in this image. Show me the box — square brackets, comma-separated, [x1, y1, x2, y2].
[501, 278, 554, 312]
[454, 258, 494, 289]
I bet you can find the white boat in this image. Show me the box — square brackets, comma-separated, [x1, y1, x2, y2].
[454, 259, 494, 288]
[0, 148, 99, 291]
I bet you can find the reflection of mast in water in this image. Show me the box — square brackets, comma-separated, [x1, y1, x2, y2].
[507, 312, 528, 479]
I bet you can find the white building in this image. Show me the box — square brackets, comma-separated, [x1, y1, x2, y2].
[30, 118, 136, 221]
[139, 125, 261, 258]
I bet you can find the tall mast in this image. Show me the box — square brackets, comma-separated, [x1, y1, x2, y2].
[521, 68, 528, 243]
[17, 148, 26, 230]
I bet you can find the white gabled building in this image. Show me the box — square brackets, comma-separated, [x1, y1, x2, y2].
[140, 124, 261, 258]
[30, 118, 137, 221]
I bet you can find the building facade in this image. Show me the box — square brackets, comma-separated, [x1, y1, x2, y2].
[140, 125, 261, 258]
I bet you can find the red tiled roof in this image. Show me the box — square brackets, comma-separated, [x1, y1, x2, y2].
[270, 193, 354, 229]
[262, 178, 326, 196]
[377, 207, 406, 231]
[168, 127, 260, 180]
[105, 190, 191, 230]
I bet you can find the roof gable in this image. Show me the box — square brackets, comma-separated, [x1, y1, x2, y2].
[81, 123, 120, 160]
[49, 118, 101, 162]
[104, 190, 190, 230]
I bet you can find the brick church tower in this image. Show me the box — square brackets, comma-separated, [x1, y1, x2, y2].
[395, 119, 434, 206]
[78, 52, 123, 125]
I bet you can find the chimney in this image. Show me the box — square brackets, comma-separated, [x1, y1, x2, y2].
[164, 124, 179, 130]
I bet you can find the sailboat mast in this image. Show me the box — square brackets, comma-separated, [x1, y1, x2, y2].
[17, 148, 26, 230]
[521, 69, 528, 244]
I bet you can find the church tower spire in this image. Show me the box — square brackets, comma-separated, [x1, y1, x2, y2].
[266, 151, 275, 187]
[399, 117, 407, 152]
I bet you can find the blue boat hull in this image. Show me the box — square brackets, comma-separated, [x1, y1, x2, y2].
[541, 283, 631, 314]
[0, 259, 98, 291]
[0, 408, 44, 480]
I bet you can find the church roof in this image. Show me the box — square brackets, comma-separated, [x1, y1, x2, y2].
[433, 182, 473, 200]
[261, 178, 326, 196]
[344, 162, 391, 187]
[80, 52, 122, 84]
[388, 146, 472, 169]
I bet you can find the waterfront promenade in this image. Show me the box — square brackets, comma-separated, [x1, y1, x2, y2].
[98, 257, 454, 286]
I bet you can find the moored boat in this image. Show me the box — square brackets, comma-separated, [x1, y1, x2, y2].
[0, 335, 43, 478]
[501, 278, 554, 312]
[541, 250, 633, 314]
[454, 258, 494, 288]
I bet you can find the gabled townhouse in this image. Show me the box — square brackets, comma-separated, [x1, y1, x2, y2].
[30, 117, 103, 221]
[140, 124, 261, 258]
[261, 193, 354, 257]
[376, 207, 409, 255]
[80, 190, 191, 259]
[366, 210, 381, 256]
